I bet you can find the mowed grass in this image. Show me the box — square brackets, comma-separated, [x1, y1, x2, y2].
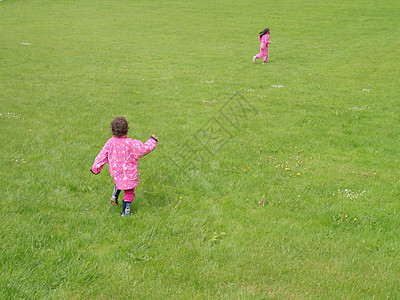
[1, 0, 399, 298]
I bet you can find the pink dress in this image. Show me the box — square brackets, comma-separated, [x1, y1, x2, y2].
[91, 136, 157, 190]
[255, 33, 271, 62]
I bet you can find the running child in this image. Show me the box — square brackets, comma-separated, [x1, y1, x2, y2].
[91, 116, 158, 216]
[253, 28, 271, 64]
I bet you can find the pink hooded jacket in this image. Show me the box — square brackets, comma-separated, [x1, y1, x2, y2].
[259, 33, 271, 49]
[91, 136, 157, 190]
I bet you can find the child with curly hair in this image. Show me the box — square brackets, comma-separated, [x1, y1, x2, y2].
[253, 28, 272, 64]
[91, 116, 158, 216]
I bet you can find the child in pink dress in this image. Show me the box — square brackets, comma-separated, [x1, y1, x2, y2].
[253, 28, 271, 64]
[91, 116, 158, 216]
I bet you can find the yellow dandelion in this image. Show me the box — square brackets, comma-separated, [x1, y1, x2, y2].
[297, 173, 300, 176]
[248, 167, 250, 169]
[354, 218, 357, 222]
[260, 148, 262, 150]
[179, 197, 182, 200]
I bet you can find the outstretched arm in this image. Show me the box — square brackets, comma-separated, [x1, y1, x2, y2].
[135, 135, 158, 159]
[91, 141, 110, 174]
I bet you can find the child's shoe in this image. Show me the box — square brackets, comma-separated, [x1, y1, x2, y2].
[110, 197, 118, 206]
[253, 56, 256, 62]
[122, 202, 131, 217]
[110, 186, 120, 206]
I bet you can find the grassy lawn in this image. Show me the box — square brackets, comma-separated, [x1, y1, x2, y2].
[1, 0, 399, 298]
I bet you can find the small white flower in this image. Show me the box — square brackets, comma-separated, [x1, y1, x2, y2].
[347, 106, 370, 111]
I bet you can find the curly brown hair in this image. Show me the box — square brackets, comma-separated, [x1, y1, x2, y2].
[111, 117, 129, 137]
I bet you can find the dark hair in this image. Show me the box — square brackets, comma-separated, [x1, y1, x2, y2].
[111, 116, 129, 137]
[259, 28, 270, 37]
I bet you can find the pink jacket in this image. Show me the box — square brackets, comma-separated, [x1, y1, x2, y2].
[259, 33, 271, 49]
[91, 136, 157, 190]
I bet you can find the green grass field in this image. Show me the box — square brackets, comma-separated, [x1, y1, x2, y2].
[1, 0, 399, 298]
